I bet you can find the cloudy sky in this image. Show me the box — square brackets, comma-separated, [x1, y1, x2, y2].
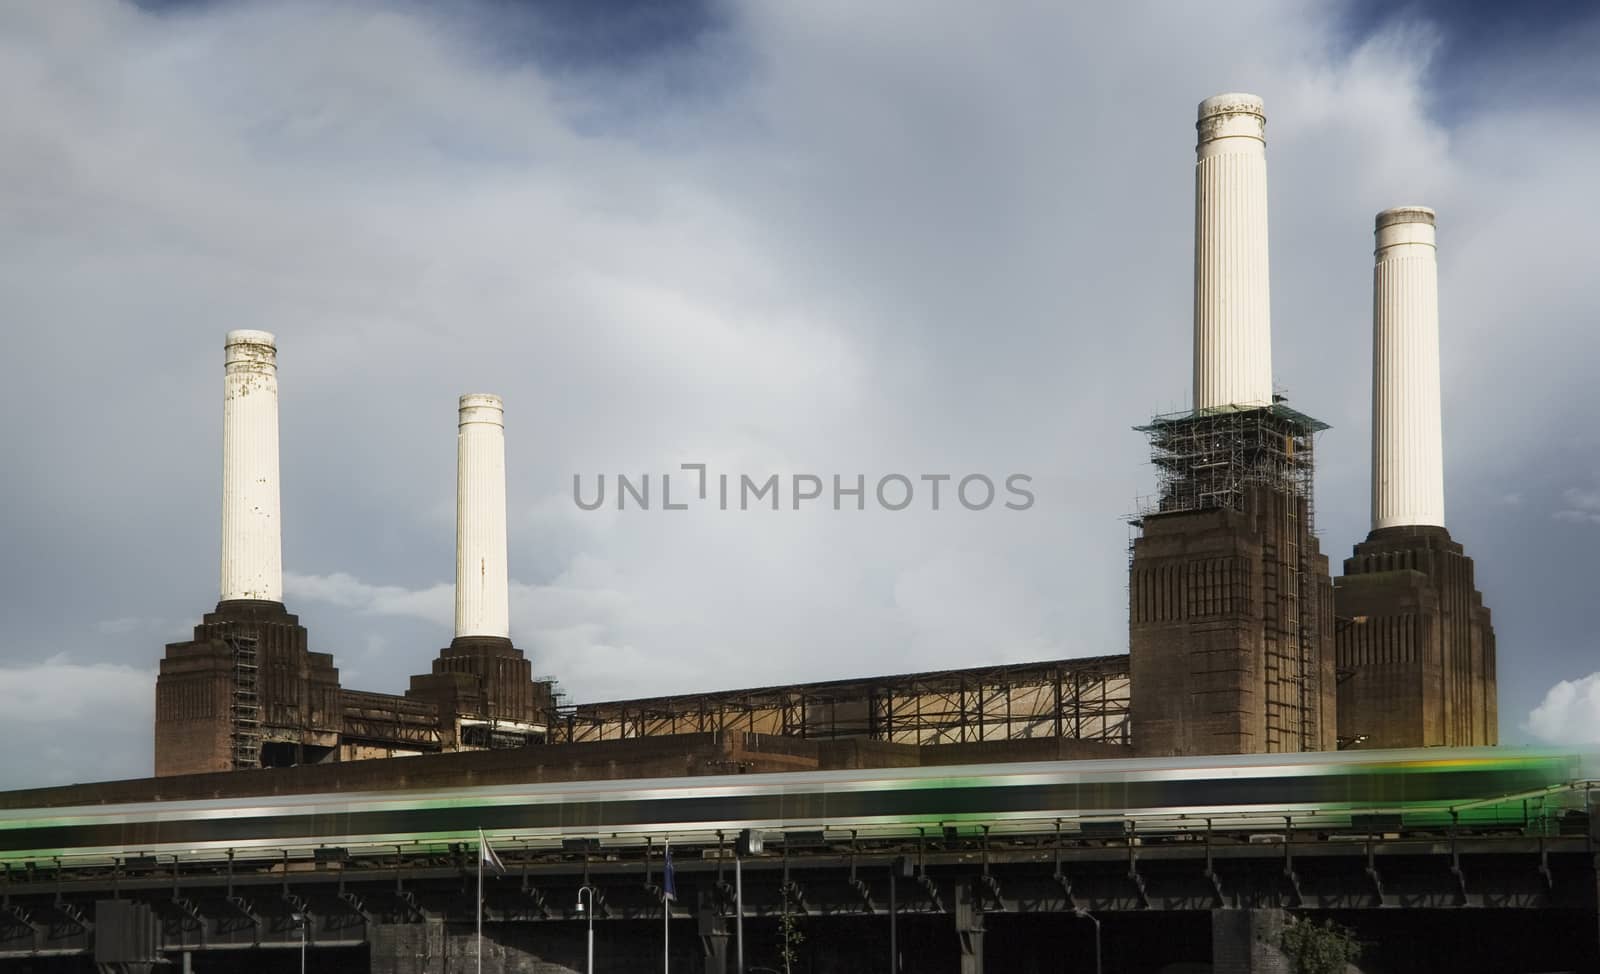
[2, 0, 1597, 787]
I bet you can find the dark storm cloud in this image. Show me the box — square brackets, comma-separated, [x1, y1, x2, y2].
[1, 0, 1597, 786]
[1338, 0, 1600, 121]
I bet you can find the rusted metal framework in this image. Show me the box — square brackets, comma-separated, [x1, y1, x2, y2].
[339, 691, 442, 751]
[551, 656, 1131, 746]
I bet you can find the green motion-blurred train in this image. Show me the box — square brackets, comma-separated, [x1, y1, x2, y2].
[0, 747, 1591, 868]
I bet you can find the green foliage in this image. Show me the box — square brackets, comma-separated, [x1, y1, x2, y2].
[1280, 915, 1361, 974]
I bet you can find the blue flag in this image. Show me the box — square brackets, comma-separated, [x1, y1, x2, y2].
[663, 843, 677, 902]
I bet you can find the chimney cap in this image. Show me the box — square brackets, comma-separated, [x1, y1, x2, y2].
[225, 329, 277, 348]
[1197, 92, 1265, 122]
[459, 392, 504, 410]
[1376, 206, 1436, 230]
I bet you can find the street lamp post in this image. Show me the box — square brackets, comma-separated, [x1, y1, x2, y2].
[734, 854, 744, 974]
[1073, 907, 1101, 974]
[733, 829, 762, 974]
[888, 865, 896, 974]
[576, 886, 596, 974]
[290, 912, 307, 974]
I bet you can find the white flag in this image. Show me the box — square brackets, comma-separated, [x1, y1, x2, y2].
[481, 834, 506, 876]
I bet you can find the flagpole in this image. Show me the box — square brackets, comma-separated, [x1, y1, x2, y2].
[477, 828, 484, 974]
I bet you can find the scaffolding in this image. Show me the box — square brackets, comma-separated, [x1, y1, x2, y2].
[226, 634, 261, 770]
[1133, 402, 1328, 753]
[1134, 402, 1326, 519]
[551, 656, 1132, 747]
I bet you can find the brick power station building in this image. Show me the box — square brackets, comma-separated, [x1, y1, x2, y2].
[154, 93, 1498, 778]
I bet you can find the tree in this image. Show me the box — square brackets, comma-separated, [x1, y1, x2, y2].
[778, 882, 806, 974]
[1280, 915, 1361, 974]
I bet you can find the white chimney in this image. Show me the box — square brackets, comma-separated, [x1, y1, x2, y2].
[1371, 206, 1446, 530]
[1193, 92, 1274, 411]
[455, 393, 510, 640]
[220, 330, 283, 603]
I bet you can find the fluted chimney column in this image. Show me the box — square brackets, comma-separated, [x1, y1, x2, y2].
[1193, 93, 1274, 411]
[1372, 206, 1446, 530]
[220, 330, 283, 603]
[455, 394, 510, 640]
